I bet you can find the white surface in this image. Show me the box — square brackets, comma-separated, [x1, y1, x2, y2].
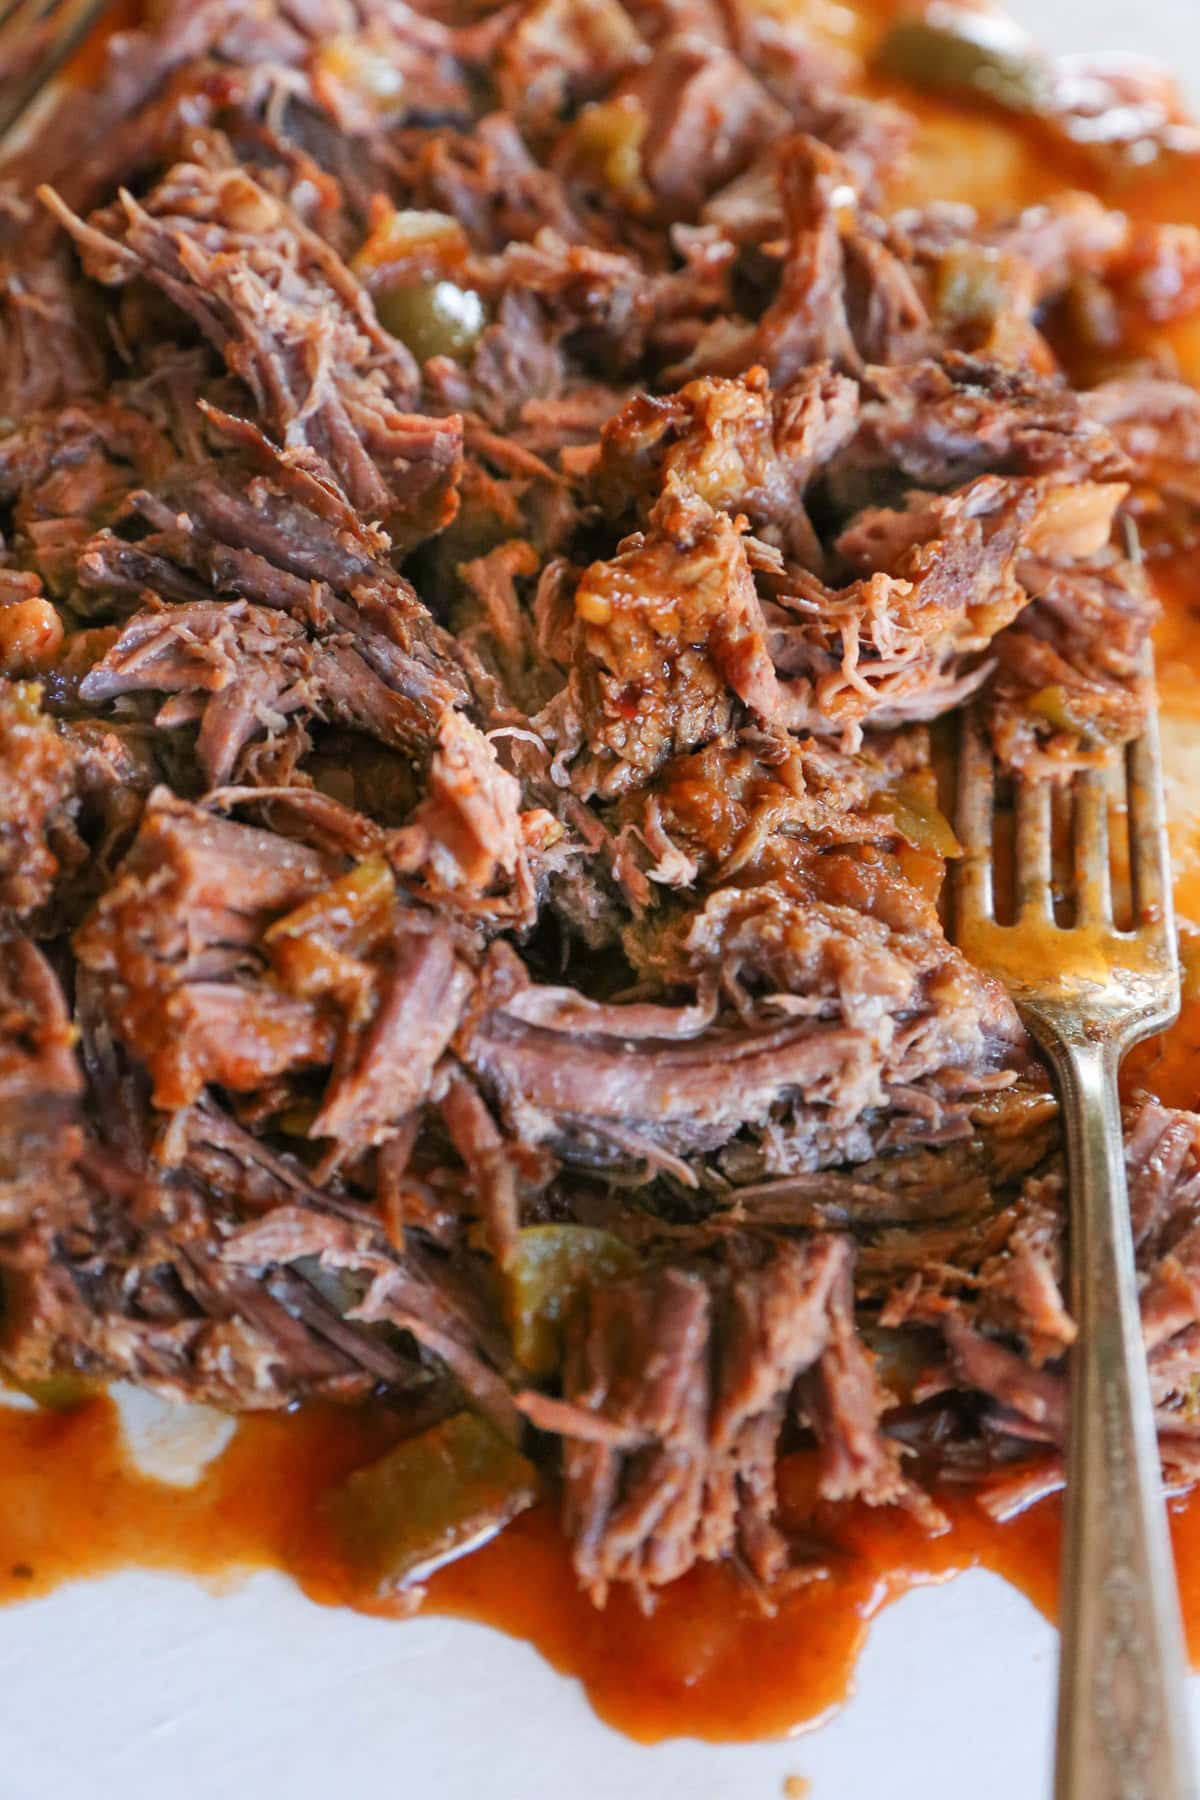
[2, 1564, 1056, 1800]
[7, 1388, 1062, 1799]
[7, 3, 1200, 1797]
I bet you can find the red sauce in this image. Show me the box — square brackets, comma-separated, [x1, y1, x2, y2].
[0, 1396, 1060, 1743]
[3, 1384, 1200, 1744]
[8, 0, 1200, 1753]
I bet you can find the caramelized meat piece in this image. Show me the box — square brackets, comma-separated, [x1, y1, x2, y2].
[592, 363, 859, 563]
[567, 486, 779, 792]
[0, 680, 80, 917]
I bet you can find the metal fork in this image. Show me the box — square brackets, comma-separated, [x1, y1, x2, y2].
[954, 664, 1195, 1800]
[0, 0, 112, 148]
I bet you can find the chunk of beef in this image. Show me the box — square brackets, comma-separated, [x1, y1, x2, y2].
[380, 115, 587, 258]
[496, 0, 646, 138]
[768, 473, 1123, 740]
[2, 1154, 422, 1411]
[0, 679, 80, 917]
[607, 32, 785, 221]
[0, 255, 103, 418]
[0, 398, 174, 598]
[77, 598, 454, 783]
[74, 788, 477, 1149]
[465, 865, 1024, 1174]
[616, 729, 925, 893]
[1082, 376, 1200, 524]
[72, 790, 339, 1108]
[560, 486, 779, 794]
[802, 1247, 926, 1510]
[521, 1236, 929, 1604]
[683, 135, 930, 382]
[306, 2, 487, 134]
[44, 166, 464, 537]
[0, 938, 83, 1230]
[987, 551, 1156, 777]
[592, 363, 859, 565]
[854, 354, 1131, 491]
[307, 916, 474, 1149]
[1125, 1099, 1200, 1254]
[390, 709, 539, 916]
[80, 448, 475, 737]
[224, 1196, 520, 1434]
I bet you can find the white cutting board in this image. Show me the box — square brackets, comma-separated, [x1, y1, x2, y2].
[4, 3, 1200, 1796]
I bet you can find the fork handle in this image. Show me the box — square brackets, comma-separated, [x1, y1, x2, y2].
[1045, 1034, 1196, 1800]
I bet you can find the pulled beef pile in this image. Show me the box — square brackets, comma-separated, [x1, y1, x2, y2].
[4, 0, 1200, 1607]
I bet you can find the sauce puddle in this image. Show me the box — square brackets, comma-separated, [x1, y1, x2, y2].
[5, 1388, 1200, 1745]
[0, 1395, 1062, 1743]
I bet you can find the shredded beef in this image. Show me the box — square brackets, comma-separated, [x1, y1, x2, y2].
[1, 0, 1199, 1610]
[518, 1237, 916, 1604]
[0, 938, 83, 1230]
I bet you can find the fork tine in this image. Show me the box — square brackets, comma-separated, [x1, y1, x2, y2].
[1015, 774, 1053, 919]
[1073, 768, 1112, 926]
[955, 707, 995, 922]
[1128, 694, 1173, 932]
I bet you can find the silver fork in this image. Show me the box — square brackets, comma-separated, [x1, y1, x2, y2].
[954, 665, 1196, 1800]
[0, 0, 112, 148]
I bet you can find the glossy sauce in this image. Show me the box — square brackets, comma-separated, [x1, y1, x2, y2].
[0, 1396, 1058, 1742]
[10, 1384, 1200, 1743]
[9, 0, 1200, 1753]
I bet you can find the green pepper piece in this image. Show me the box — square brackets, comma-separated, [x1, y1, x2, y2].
[1026, 684, 1092, 735]
[5, 1371, 99, 1412]
[376, 280, 487, 363]
[504, 1224, 636, 1377]
[871, 774, 962, 858]
[875, 7, 1053, 115]
[330, 1411, 539, 1595]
